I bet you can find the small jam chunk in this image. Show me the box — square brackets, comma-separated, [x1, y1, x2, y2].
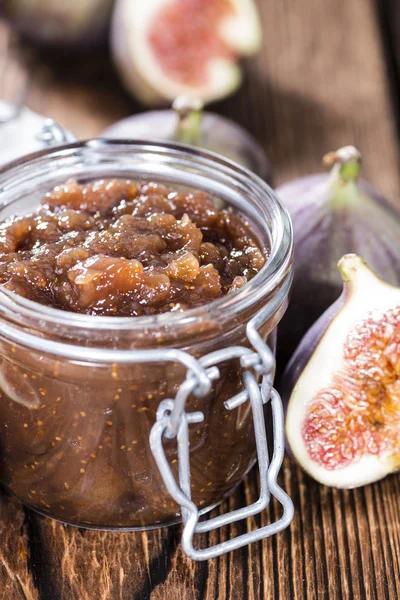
[0, 179, 266, 316]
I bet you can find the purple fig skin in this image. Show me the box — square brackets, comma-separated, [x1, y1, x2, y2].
[279, 292, 345, 407]
[276, 172, 400, 376]
[101, 110, 272, 183]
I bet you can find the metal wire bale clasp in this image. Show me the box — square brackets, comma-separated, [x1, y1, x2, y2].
[149, 317, 294, 561]
[36, 119, 76, 146]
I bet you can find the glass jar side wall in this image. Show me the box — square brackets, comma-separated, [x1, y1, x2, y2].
[0, 316, 281, 529]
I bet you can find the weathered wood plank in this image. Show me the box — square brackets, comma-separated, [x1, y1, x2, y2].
[0, 494, 38, 600]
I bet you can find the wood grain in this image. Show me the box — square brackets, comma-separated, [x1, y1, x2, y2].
[1, 0, 400, 598]
[0, 494, 38, 600]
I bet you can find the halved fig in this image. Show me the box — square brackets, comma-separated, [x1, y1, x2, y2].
[101, 97, 271, 181]
[284, 254, 400, 488]
[111, 0, 262, 105]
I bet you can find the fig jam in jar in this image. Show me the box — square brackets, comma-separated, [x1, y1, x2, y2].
[0, 141, 292, 533]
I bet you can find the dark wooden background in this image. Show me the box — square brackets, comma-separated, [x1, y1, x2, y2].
[1, 0, 400, 598]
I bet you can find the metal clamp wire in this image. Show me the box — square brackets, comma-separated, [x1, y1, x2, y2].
[166, 344, 272, 437]
[243, 267, 293, 375]
[193, 371, 270, 534]
[165, 367, 218, 438]
[183, 385, 292, 560]
[266, 389, 294, 527]
[37, 119, 76, 145]
[149, 411, 203, 546]
[200, 345, 275, 410]
[150, 373, 294, 561]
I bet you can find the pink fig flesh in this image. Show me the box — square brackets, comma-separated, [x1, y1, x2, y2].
[303, 305, 400, 471]
[111, 0, 261, 105]
[284, 254, 400, 488]
[148, 0, 234, 86]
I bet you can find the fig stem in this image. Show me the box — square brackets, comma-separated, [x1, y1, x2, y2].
[323, 146, 362, 183]
[172, 96, 204, 145]
[337, 254, 366, 282]
[337, 253, 388, 301]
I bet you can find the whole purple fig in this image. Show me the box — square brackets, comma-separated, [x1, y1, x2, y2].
[101, 96, 272, 182]
[276, 146, 400, 372]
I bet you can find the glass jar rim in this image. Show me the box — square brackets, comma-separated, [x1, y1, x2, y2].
[0, 139, 293, 333]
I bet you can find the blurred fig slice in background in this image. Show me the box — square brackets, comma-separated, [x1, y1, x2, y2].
[2, 0, 114, 48]
[276, 145, 400, 373]
[111, 0, 262, 106]
[283, 254, 400, 488]
[101, 96, 272, 181]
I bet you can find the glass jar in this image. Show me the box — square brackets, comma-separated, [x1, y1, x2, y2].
[0, 140, 293, 558]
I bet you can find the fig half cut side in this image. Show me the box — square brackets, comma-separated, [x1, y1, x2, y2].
[111, 0, 262, 105]
[284, 254, 400, 488]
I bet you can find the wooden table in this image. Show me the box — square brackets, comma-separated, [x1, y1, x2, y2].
[1, 0, 400, 598]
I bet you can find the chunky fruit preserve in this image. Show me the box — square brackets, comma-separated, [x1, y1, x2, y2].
[0, 177, 270, 528]
[0, 179, 265, 316]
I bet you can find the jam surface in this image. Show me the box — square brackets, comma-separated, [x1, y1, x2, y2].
[0, 179, 265, 315]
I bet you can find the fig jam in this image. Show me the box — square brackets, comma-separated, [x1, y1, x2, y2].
[0, 179, 265, 316]
[0, 178, 270, 528]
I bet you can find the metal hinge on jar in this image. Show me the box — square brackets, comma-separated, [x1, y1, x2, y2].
[150, 301, 294, 561]
[0, 103, 76, 168]
[0, 31, 76, 167]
